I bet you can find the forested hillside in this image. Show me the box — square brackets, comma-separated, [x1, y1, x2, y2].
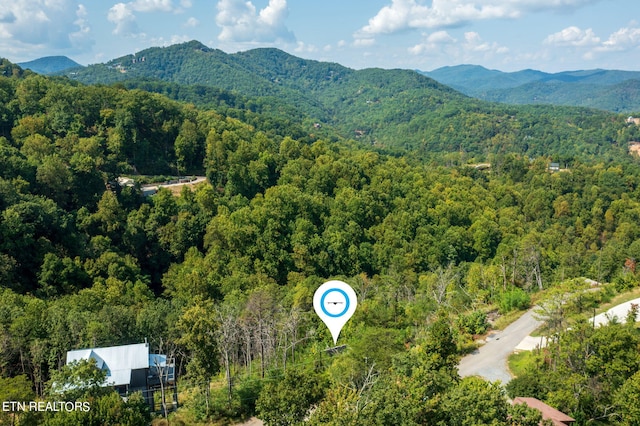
[63, 41, 634, 159]
[481, 79, 640, 113]
[3, 57, 640, 425]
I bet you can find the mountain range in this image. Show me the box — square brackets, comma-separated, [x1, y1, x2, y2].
[422, 65, 640, 112]
[57, 41, 470, 150]
[12, 41, 634, 160]
[59, 41, 461, 117]
[22, 47, 640, 114]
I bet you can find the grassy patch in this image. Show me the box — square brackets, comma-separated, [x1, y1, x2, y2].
[166, 180, 209, 196]
[528, 325, 546, 337]
[596, 286, 640, 314]
[508, 351, 537, 378]
[492, 309, 526, 331]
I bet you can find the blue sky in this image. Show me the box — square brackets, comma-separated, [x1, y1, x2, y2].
[1, 0, 639, 72]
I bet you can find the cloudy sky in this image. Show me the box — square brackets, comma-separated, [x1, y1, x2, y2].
[1, 0, 638, 72]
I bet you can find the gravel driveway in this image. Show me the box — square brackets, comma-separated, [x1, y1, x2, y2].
[457, 309, 542, 383]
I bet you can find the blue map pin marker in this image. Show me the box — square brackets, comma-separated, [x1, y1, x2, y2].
[313, 280, 357, 344]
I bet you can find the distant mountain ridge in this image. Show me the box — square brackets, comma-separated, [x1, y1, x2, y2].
[422, 65, 640, 112]
[56, 41, 629, 160]
[62, 41, 354, 120]
[61, 40, 467, 145]
[18, 56, 82, 75]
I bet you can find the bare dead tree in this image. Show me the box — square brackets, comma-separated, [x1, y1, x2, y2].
[282, 308, 302, 366]
[154, 337, 177, 420]
[521, 244, 543, 290]
[500, 254, 508, 291]
[244, 287, 279, 378]
[352, 273, 374, 303]
[214, 304, 240, 405]
[280, 308, 315, 371]
[239, 319, 252, 374]
[354, 362, 378, 415]
[432, 264, 457, 306]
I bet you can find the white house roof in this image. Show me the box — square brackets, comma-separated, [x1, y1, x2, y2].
[66, 343, 150, 387]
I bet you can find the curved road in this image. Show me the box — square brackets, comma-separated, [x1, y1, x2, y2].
[141, 176, 207, 192]
[458, 309, 542, 383]
[458, 297, 640, 384]
[140, 176, 207, 196]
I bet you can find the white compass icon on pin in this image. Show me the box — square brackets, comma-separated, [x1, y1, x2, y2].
[314, 280, 357, 344]
[320, 288, 350, 317]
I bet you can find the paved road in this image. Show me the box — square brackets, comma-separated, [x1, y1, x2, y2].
[590, 297, 640, 326]
[458, 309, 542, 384]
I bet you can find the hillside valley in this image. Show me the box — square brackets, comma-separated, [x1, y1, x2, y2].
[2, 46, 640, 425]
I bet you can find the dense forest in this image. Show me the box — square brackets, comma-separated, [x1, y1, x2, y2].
[2, 52, 640, 425]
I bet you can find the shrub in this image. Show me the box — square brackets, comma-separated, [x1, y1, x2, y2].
[614, 273, 638, 293]
[456, 310, 489, 335]
[505, 373, 548, 400]
[499, 288, 531, 313]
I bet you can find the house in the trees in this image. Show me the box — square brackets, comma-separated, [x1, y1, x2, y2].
[66, 342, 177, 411]
[513, 397, 575, 425]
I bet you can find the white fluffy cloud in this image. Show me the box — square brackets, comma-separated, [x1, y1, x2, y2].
[428, 31, 457, 44]
[464, 31, 509, 53]
[108, 3, 139, 36]
[358, 0, 514, 36]
[0, 0, 92, 52]
[544, 26, 600, 46]
[543, 24, 640, 58]
[130, 0, 174, 13]
[409, 31, 456, 55]
[108, 0, 188, 36]
[601, 26, 640, 51]
[216, 0, 294, 43]
[184, 17, 199, 28]
[294, 41, 318, 53]
[410, 30, 508, 58]
[357, 0, 600, 38]
[354, 38, 376, 47]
